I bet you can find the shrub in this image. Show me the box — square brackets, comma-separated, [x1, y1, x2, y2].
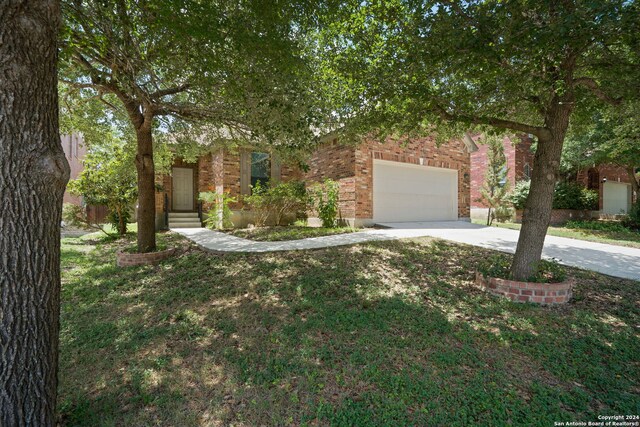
[508, 180, 530, 210]
[243, 180, 309, 227]
[478, 254, 567, 283]
[311, 179, 340, 228]
[564, 220, 630, 233]
[622, 201, 640, 230]
[509, 180, 599, 211]
[199, 191, 237, 229]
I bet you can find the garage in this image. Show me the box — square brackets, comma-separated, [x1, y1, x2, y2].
[373, 159, 458, 222]
[603, 182, 631, 215]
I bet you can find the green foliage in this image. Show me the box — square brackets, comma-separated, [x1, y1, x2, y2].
[564, 220, 630, 233]
[492, 205, 514, 223]
[479, 255, 567, 284]
[199, 191, 237, 230]
[67, 140, 137, 236]
[311, 179, 340, 228]
[622, 201, 640, 230]
[478, 135, 511, 225]
[509, 181, 531, 210]
[243, 180, 309, 227]
[510, 181, 599, 211]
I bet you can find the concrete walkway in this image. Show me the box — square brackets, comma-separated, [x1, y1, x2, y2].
[173, 221, 640, 281]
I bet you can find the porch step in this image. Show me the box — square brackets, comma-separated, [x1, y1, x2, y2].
[168, 212, 201, 228]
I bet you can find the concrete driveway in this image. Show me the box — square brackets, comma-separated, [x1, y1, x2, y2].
[378, 221, 640, 281]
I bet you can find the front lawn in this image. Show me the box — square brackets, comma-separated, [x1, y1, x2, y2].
[473, 219, 640, 249]
[59, 233, 639, 426]
[228, 225, 359, 241]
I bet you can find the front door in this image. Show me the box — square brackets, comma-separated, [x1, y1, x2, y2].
[172, 167, 194, 211]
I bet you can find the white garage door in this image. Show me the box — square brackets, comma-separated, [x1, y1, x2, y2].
[603, 182, 631, 215]
[373, 159, 458, 222]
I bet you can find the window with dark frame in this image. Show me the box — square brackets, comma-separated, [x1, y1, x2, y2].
[250, 152, 271, 191]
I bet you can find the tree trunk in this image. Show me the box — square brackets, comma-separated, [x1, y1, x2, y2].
[0, 2, 68, 425]
[135, 125, 157, 252]
[510, 100, 573, 280]
[116, 205, 127, 236]
[627, 167, 639, 200]
[486, 207, 492, 226]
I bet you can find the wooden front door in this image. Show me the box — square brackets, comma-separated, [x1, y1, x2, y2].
[172, 167, 194, 211]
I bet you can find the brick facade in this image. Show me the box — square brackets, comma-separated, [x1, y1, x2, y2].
[156, 135, 472, 228]
[576, 164, 636, 211]
[471, 135, 535, 208]
[307, 136, 471, 224]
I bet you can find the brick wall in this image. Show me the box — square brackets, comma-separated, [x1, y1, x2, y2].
[476, 272, 573, 305]
[576, 164, 635, 211]
[61, 133, 87, 205]
[471, 135, 535, 208]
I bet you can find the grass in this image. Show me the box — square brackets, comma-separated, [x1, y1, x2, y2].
[228, 225, 359, 241]
[472, 219, 640, 249]
[59, 232, 640, 426]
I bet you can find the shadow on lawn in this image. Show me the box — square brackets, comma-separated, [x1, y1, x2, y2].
[58, 237, 640, 426]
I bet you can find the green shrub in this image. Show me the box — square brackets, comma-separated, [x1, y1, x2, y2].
[509, 180, 599, 211]
[478, 254, 567, 283]
[564, 220, 630, 233]
[311, 179, 340, 228]
[492, 205, 514, 223]
[199, 191, 237, 229]
[622, 201, 640, 230]
[580, 188, 599, 210]
[508, 180, 530, 210]
[243, 180, 309, 227]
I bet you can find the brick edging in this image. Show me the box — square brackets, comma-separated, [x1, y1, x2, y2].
[475, 272, 573, 304]
[116, 247, 177, 267]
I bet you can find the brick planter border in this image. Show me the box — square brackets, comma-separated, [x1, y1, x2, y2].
[475, 272, 573, 305]
[116, 247, 177, 267]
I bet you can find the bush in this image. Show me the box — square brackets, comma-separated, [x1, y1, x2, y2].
[622, 201, 640, 230]
[311, 179, 340, 228]
[509, 180, 599, 211]
[199, 191, 237, 229]
[564, 220, 630, 233]
[478, 254, 567, 283]
[492, 205, 514, 223]
[508, 180, 530, 210]
[243, 180, 309, 227]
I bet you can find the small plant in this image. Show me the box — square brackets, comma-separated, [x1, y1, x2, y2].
[478, 135, 511, 225]
[565, 219, 630, 233]
[492, 205, 514, 223]
[509, 180, 599, 211]
[199, 190, 236, 229]
[478, 254, 567, 283]
[311, 179, 340, 228]
[508, 180, 531, 210]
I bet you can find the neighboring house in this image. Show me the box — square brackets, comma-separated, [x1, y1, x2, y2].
[471, 134, 636, 218]
[155, 135, 472, 229]
[576, 165, 636, 215]
[61, 133, 87, 206]
[470, 134, 535, 220]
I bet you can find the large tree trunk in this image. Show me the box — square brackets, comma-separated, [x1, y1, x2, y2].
[135, 124, 157, 253]
[0, 1, 68, 425]
[510, 100, 573, 280]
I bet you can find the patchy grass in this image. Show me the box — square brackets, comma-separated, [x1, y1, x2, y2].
[473, 219, 640, 249]
[228, 225, 359, 241]
[59, 233, 639, 426]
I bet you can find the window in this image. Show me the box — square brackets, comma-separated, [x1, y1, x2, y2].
[523, 163, 531, 181]
[250, 152, 271, 190]
[499, 165, 508, 187]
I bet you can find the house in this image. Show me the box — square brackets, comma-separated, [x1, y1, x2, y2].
[576, 165, 636, 215]
[470, 134, 535, 220]
[61, 133, 87, 206]
[155, 135, 472, 229]
[471, 134, 636, 219]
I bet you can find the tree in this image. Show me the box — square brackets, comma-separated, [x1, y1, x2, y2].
[319, 0, 639, 279]
[563, 101, 640, 194]
[68, 139, 138, 236]
[0, 2, 69, 424]
[60, 0, 318, 253]
[478, 136, 509, 226]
